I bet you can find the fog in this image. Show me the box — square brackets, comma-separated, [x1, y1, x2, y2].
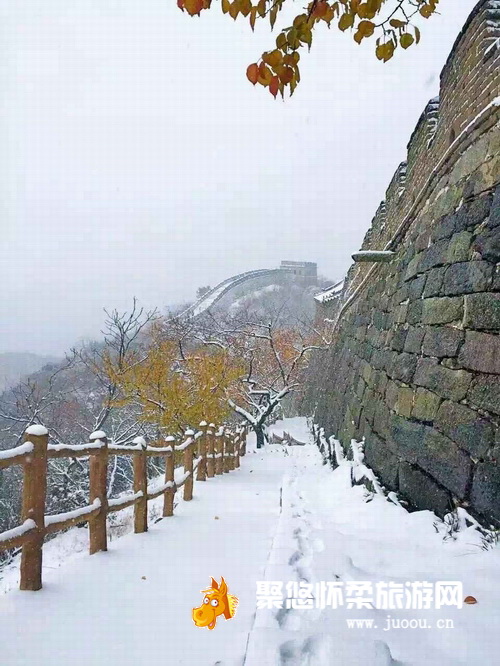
[1, 0, 478, 355]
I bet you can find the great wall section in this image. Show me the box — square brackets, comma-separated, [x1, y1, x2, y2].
[182, 261, 318, 318]
[304, 0, 500, 524]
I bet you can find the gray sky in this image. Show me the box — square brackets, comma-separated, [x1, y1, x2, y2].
[1, 0, 478, 356]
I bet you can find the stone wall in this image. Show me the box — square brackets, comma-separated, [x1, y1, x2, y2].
[305, 0, 500, 524]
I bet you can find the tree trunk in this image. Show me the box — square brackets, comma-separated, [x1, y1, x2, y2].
[255, 425, 266, 449]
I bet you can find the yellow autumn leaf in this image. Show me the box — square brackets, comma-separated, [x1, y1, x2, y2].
[358, 20, 375, 36]
[400, 32, 414, 48]
[338, 12, 355, 31]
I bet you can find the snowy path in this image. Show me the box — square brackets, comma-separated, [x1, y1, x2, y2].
[1, 418, 499, 665]
[245, 423, 500, 666]
[0, 441, 286, 666]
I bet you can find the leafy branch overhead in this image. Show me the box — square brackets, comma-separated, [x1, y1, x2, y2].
[177, 0, 440, 97]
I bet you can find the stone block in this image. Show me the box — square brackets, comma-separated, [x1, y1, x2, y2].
[361, 361, 372, 385]
[415, 229, 431, 253]
[395, 387, 414, 418]
[372, 310, 388, 330]
[458, 331, 500, 374]
[355, 377, 366, 400]
[389, 414, 425, 463]
[463, 171, 485, 200]
[492, 266, 500, 291]
[389, 352, 417, 384]
[432, 184, 462, 219]
[371, 349, 391, 372]
[487, 184, 500, 228]
[422, 267, 446, 298]
[398, 462, 453, 517]
[421, 297, 463, 324]
[463, 293, 500, 331]
[471, 463, 500, 523]
[445, 231, 473, 263]
[393, 284, 409, 306]
[408, 275, 427, 301]
[407, 300, 423, 325]
[419, 239, 449, 272]
[349, 399, 363, 429]
[417, 427, 472, 499]
[375, 371, 389, 395]
[468, 375, 500, 416]
[472, 228, 500, 264]
[385, 380, 399, 412]
[454, 194, 493, 232]
[435, 401, 494, 457]
[411, 388, 441, 423]
[391, 327, 408, 353]
[364, 434, 399, 489]
[393, 303, 409, 324]
[362, 390, 377, 426]
[404, 327, 425, 354]
[431, 213, 456, 241]
[373, 401, 392, 442]
[355, 325, 367, 342]
[413, 357, 472, 401]
[404, 253, 423, 281]
[441, 261, 493, 296]
[359, 342, 374, 362]
[422, 326, 464, 358]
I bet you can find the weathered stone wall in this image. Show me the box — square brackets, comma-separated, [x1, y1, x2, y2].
[305, 0, 500, 524]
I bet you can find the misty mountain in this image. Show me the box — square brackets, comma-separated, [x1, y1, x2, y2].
[0, 352, 60, 392]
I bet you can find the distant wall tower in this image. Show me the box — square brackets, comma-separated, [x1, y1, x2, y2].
[280, 260, 318, 286]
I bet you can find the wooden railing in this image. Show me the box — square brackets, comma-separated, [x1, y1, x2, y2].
[0, 421, 247, 591]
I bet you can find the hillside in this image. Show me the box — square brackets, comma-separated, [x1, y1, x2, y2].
[0, 353, 60, 392]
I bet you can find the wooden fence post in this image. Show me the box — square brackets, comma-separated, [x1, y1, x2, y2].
[196, 421, 207, 481]
[240, 423, 247, 456]
[206, 423, 215, 478]
[133, 436, 148, 533]
[224, 429, 231, 473]
[183, 430, 194, 501]
[221, 427, 227, 474]
[234, 432, 240, 469]
[215, 427, 223, 475]
[163, 435, 175, 517]
[20, 425, 48, 591]
[89, 430, 109, 555]
[229, 430, 236, 470]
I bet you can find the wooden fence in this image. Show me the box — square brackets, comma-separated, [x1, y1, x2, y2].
[0, 421, 247, 591]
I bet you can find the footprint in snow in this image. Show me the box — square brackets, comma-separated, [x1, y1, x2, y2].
[373, 640, 404, 666]
[279, 639, 301, 665]
[276, 608, 302, 631]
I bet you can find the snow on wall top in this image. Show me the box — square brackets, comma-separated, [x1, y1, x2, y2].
[180, 268, 286, 319]
[314, 280, 345, 304]
[441, 0, 500, 79]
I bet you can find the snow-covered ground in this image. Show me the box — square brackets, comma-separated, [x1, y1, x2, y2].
[1, 418, 499, 665]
